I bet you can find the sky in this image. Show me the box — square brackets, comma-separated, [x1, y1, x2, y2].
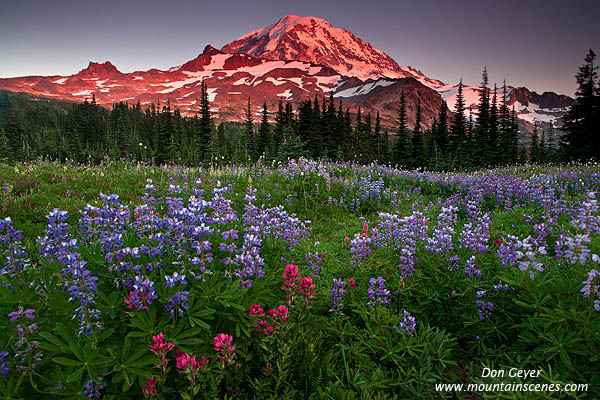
[1, 0, 599, 97]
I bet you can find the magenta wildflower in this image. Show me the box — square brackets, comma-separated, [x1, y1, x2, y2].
[142, 377, 157, 398]
[213, 333, 236, 366]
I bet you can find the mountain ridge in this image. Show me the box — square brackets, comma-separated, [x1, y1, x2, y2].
[0, 15, 572, 132]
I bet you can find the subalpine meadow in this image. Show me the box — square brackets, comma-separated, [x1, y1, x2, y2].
[0, 159, 598, 398]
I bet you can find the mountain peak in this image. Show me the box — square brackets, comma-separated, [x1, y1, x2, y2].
[202, 45, 223, 56]
[222, 15, 409, 80]
[77, 61, 121, 78]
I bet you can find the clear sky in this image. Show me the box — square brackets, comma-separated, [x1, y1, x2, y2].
[1, 0, 598, 96]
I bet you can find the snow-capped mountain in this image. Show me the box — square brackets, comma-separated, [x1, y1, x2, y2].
[333, 77, 447, 128]
[438, 83, 574, 132]
[0, 45, 353, 117]
[0, 14, 572, 132]
[222, 14, 444, 88]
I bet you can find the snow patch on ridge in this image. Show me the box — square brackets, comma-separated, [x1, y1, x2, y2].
[334, 79, 395, 98]
[73, 90, 94, 96]
[277, 89, 293, 99]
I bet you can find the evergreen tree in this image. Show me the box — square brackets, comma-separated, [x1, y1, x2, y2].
[539, 128, 547, 163]
[498, 80, 510, 163]
[394, 90, 410, 166]
[450, 79, 467, 167]
[354, 106, 362, 159]
[0, 129, 10, 161]
[382, 128, 391, 164]
[361, 112, 373, 162]
[373, 111, 382, 161]
[297, 100, 313, 156]
[258, 101, 271, 158]
[510, 105, 519, 163]
[477, 67, 491, 138]
[273, 100, 285, 156]
[488, 84, 498, 164]
[323, 93, 337, 159]
[66, 111, 81, 162]
[198, 79, 213, 161]
[244, 98, 254, 162]
[155, 102, 173, 164]
[432, 102, 449, 169]
[411, 100, 424, 168]
[561, 49, 600, 160]
[3, 109, 25, 162]
[216, 122, 226, 160]
[277, 127, 306, 161]
[530, 122, 539, 163]
[343, 108, 353, 159]
[310, 96, 323, 157]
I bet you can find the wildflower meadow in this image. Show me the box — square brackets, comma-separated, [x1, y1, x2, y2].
[0, 158, 599, 399]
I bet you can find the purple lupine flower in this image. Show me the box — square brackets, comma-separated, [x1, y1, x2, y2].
[459, 213, 491, 254]
[37, 209, 78, 263]
[464, 256, 482, 279]
[446, 255, 460, 271]
[493, 282, 510, 292]
[8, 308, 35, 323]
[398, 310, 416, 334]
[398, 246, 418, 278]
[373, 211, 428, 250]
[475, 290, 494, 320]
[558, 233, 592, 266]
[581, 265, 600, 311]
[60, 249, 103, 336]
[571, 194, 599, 235]
[515, 236, 546, 279]
[164, 272, 187, 288]
[231, 228, 265, 288]
[368, 277, 391, 307]
[0, 217, 31, 276]
[330, 279, 346, 314]
[129, 276, 158, 310]
[496, 234, 521, 268]
[221, 229, 239, 241]
[425, 206, 457, 254]
[10, 306, 42, 372]
[0, 352, 9, 376]
[164, 291, 190, 318]
[306, 242, 325, 279]
[82, 377, 105, 399]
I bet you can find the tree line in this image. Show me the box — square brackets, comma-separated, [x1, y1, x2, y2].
[1, 50, 598, 167]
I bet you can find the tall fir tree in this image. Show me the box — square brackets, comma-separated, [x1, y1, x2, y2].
[473, 68, 489, 166]
[561, 49, 600, 160]
[477, 67, 491, 136]
[273, 99, 285, 156]
[539, 128, 547, 163]
[433, 102, 449, 169]
[3, 109, 25, 162]
[198, 79, 213, 162]
[530, 122, 539, 163]
[382, 128, 391, 164]
[394, 90, 410, 166]
[258, 101, 271, 158]
[244, 98, 255, 162]
[0, 129, 9, 161]
[373, 111, 382, 161]
[488, 83, 498, 164]
[497, 80, 511, 164]
[66, 111, 81, 162]
[450, 79, 467, 167]
[323, 93, 337, 159]
[411, 100, 424, 168]
[310, 96, 323, 158]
